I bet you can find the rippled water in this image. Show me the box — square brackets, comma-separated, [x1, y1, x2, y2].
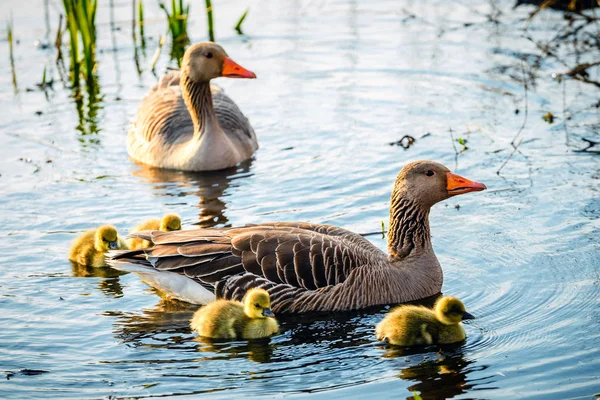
[1, 0, 599, 398]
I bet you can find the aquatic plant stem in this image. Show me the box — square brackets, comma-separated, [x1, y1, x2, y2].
[7, 18, 17, 92]
[62, 0, 98, 88]
[234, 8, 249, 35]
[138, 0, 146, 49]
[150, 35, 165, 74]
[205, 0, 215, 41]
[497, 61, 529, 175]
[132, 0, 137, 47]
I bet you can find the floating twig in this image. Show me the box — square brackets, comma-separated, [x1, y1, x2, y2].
[573, 138, 600, 153]
[7, 132, 82, 155]
[497, 60, 529, 175]
[388, 135, 416, 149]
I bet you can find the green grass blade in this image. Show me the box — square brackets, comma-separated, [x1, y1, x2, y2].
[205, 0, 214, 41]
[234, 8, 249, 35]
[138, 0, 145, 48]
[7, 18, 17, 91]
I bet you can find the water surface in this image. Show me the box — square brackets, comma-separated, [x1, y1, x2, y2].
[0, 0, 599, 398]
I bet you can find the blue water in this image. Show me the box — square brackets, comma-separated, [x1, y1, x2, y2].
[0, 0, 599, 398]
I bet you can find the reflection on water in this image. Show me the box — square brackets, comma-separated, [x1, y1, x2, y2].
[71, 261, 127, 298]
[194, 337, 276, 364]
[74, 76, 103, 146]
[1, 0, 599, 398]
[394, 348, 495, 400]
[108, 297, 198, 346]
[132, 160, 253, 228]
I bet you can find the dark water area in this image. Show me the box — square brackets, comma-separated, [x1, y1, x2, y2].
[1, 0, 599, 398]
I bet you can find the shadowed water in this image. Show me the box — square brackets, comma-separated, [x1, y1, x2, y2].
[0, 0, 599, 399]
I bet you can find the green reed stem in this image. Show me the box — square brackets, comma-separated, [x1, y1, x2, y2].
[7, 19, 17, 91]
[160, 0, 189, 65]
[61, 0, 97, 87]
[138, 0, 146, 48]
[234, 8, 248, 35]
[205, 0, 214, 41]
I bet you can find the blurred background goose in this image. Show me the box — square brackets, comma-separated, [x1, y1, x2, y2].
[109, 161, 486, 314]
[128, 42, 257, 171]
[375, 296, 475, 346]
[69, 225, 127, 268]
[190, 288, 279, 339]
[128, 213, 182, 250]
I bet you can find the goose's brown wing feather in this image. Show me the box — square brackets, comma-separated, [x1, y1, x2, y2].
[134, 81, 193, 145]
[133, 71, 255, 147]
[212, 86, 257, 144]
[113, 223, 382, 291]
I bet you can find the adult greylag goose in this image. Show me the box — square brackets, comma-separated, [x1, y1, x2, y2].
[128, 42, 258, 171]
[109, 161, 486, 314]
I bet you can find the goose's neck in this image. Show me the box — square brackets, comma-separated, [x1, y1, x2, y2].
[181, 74, 219, 137]
[387, 193, 432, 259]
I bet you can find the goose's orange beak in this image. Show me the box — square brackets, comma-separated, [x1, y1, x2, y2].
[446, 172, 487, 195]
[222, 57, 256, 79]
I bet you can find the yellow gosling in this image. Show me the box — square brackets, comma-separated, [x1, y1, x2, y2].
[128, 213, 182, 250]
[190, 288, 279, 340]
[375, 296, 474, 346]
[69, 225, 128, 268]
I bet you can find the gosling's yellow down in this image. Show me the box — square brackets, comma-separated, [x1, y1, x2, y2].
[375, 296, 475, 346]
[190, 288, 279, 340]
[69, 225, 128, 268]
[128, 213, 182, 250]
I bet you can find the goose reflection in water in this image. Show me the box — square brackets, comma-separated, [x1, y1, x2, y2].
[194, 337, 275, 364]
[108, 295, 275, 363]
[71, 261, 127, 298]
[131, 159, 254, 228]
[380, 344, 496, 399]
[107, 296, 197, 345]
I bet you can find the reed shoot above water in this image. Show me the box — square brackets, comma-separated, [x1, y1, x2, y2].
[205, 0, 215, 41]
[160, 0, 190, 65]
[7, 18, 17, 91]
[234, 8, 249, 35]
[138, 0, 146, 49]
[61, 0, 98, 88]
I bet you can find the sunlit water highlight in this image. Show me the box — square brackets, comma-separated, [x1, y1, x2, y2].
[0, 0, 599, 398]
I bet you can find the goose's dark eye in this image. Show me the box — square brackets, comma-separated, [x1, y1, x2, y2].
[254, 303, 261, 309]
[206, 52, 213, 59]
[426, 170, 434, 177]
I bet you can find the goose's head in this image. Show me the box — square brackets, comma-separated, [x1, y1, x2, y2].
[393, 161, 487, 208]
[95, 225, 119, 252]
[160, 214, 182, 232]
[243, 288, 275, 319]
[434, 296, 475, 325]
[182, 42, 256, 83]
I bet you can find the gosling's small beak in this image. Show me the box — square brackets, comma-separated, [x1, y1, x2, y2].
[462, 311, 476, 320]
[446, 172, 487, 196]
[222, 57, 256, 79]
[262, 308, 274, 317]
[108, 241, 119, 250]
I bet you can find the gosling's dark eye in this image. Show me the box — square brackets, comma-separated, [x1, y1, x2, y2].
[206, 52, 213, 59]
[254, 303, 261, 309]
[426, 170, 434, 177]
[102, 238, 107, 242]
